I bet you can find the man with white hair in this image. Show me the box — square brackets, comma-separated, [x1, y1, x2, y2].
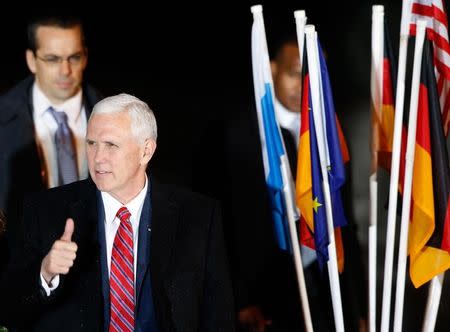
[0, 93, 235, 332]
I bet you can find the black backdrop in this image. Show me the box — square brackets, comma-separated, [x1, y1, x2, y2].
[0, 1, 408, 194]
[6, 2, 450, 331]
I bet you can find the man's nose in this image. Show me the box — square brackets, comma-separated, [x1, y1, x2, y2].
[59, 59, 73, 76]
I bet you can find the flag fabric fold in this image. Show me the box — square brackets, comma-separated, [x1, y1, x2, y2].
[409, 38, 450, 287]
[405, 0, 450, 135]
[371, 21, 397, 173]
[251, 8, 292, 251]
[296, 39, 349, 271]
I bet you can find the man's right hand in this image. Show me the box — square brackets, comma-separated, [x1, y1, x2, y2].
[238, 305, 271, 332]
[40, 218, 78, 285]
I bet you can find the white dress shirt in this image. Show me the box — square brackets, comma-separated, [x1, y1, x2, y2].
[102, 177, 148, 277]
[274, 98, 301, 147]
[32, 83, 88, 188]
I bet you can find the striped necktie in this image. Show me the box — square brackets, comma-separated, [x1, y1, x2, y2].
[47, 106, 78, 185]
[109, 207, 135, 332]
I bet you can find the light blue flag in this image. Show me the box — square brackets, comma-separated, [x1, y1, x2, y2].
[251, 6, 293, 251]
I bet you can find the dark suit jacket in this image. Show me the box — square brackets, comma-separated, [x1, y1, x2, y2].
[0, 76, 102, 223]
[0, 178, 235, 331]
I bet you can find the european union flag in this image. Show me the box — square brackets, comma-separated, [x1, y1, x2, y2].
[309, 96, 328, 268]
[307, 41, 349, 270]
[318, 43, 347, 231]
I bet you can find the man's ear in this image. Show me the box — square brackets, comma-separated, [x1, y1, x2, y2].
[26, 49, 37, 74]
[141, 139, 157, 164]
[270, 61, 278, 77]
[81, 47, 88, 70]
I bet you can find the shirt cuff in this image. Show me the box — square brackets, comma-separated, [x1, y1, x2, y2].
[40, 274, 60, 296]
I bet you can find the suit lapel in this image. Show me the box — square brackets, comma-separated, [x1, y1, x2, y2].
[148, 177, 179, 330]
[136, 182, 152, 298]
[150, 179, 179, 276]
[93, 191, 111, 332]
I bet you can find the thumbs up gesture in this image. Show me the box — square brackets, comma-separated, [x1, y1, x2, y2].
[41, 218, 78, 285]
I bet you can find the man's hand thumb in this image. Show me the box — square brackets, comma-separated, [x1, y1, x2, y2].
[61, 218, 74, 242]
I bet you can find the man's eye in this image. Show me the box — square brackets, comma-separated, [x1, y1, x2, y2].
[68, 55, 83, 64]
[45, 57, 60, 63]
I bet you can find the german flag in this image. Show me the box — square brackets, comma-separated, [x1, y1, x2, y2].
[371, 21, 397, 173]
[297, 59, 315, 250]
[409, 38, 450, 287]
[296, 41, 348, 272]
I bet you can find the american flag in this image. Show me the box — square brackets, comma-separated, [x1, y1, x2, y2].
[403, 0, 450, 134]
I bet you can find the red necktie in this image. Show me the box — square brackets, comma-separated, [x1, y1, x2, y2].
[109, 207, 135, 332]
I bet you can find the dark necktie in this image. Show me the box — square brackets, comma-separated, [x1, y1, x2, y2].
[47, 107, 78, 185]
[109, 207, 135, 332]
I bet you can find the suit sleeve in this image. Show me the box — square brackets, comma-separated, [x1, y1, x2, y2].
[0, 194, 58, 327]
[200, 201, 236, 331]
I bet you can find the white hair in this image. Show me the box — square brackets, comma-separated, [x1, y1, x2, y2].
[90, 93, 157, 143]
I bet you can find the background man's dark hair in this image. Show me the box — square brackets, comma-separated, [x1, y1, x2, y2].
[27, 14, 86, 53]
[269, 33, 299, 61]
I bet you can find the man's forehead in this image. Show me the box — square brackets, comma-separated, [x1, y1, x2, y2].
[277, 44, 300, 65]
[88, 112, 131, 130]
[35, 26, 83, 52]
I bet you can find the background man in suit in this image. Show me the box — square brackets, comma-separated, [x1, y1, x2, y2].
[0, 93, 234, 331]
[0, 14, 102, 285]
[0, 14, 102, 226]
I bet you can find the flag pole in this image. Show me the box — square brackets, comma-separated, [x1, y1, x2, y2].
[291, 9, 315, 332]
[305, 24, 345, 332]
[422, 273, 444, 332]
[369, 6, 384, 332]
[294, 10, 306, 69]
[280, 153, 314, 332]
[250, 5, 313, 331]
[392, 19, 427, 332]
[380, 1, 412, 330]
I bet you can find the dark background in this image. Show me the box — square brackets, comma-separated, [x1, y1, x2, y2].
[0, 1, 403, 186]
[5, 1, 450, 330]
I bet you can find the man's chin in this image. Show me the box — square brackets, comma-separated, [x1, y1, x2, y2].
[288, 107, 301, 113]
[54, 87, 79, 101]
[93, 179, 110, 192]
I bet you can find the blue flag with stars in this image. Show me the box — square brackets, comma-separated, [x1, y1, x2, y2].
[318, 42, 347, 231]
[309, 93, 328, 269]
[308, 41, 348, 270]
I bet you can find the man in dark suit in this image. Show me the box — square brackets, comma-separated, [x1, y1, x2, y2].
[0, 14, 102, 228]
[0, 93, 234, 331]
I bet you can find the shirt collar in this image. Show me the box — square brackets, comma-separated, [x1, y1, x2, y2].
[32, 82, 83, 123]
[101, 176, 148, 228]
[274, 98, 300, 131]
